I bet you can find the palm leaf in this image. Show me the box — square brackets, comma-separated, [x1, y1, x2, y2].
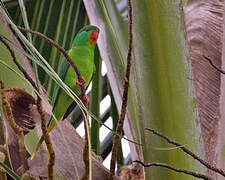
[84, 0, 205, 179]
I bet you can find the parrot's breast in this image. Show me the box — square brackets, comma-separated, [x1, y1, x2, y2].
[65, 46, 95, 90]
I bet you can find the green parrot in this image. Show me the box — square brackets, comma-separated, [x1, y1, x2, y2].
[31, 25, 99, 159]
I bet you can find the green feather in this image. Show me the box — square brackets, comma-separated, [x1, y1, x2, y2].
[31, 25, 99, 159]
[51, 60, 70, 116]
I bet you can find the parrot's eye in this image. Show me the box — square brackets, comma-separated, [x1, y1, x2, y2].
[84, 28, 89, 32]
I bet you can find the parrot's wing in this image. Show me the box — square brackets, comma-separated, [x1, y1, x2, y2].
[51, 60, 70, 114]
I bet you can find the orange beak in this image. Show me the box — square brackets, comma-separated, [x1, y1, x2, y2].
[89, 29, 99, 42]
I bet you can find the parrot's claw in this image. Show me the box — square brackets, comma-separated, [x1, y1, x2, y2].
[78, 95, 89, 106]
[76, 77, 86, 87]
[85, 95, 89, 106]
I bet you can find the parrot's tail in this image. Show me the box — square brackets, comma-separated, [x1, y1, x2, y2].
[31, 135, 45, 160]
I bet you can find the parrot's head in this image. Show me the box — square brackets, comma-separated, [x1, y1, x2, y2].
[73, 25, 99, 47]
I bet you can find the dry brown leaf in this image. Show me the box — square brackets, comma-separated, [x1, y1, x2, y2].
[184, 1, 224, 179]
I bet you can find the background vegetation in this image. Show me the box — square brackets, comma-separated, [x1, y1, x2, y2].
[0, 0, 224, 180]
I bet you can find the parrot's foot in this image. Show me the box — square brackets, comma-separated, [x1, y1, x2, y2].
[85, 95, 89, 105]
[79, 95, 89, 106]
[76, 77, 86, 87]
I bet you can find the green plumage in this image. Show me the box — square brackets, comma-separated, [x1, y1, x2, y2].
[31, 25, 99, 159]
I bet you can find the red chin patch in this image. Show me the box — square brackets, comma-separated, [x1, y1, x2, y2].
[89, 29, 99, 42]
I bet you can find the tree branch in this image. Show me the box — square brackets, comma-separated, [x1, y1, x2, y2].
[145, 127, 225, 178]
[109, 0, 133, 179]
[133, 160, 212, 180]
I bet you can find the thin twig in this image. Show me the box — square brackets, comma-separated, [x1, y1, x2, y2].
[109, 0, 133, 179]
[0, 37, 55, 179]
[36, 98, 55, 180]
[145, 127, 225, 177]
[16, 26, 90, 179]
[133, 160, 212, 180]
[204, 56, 225, 74]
